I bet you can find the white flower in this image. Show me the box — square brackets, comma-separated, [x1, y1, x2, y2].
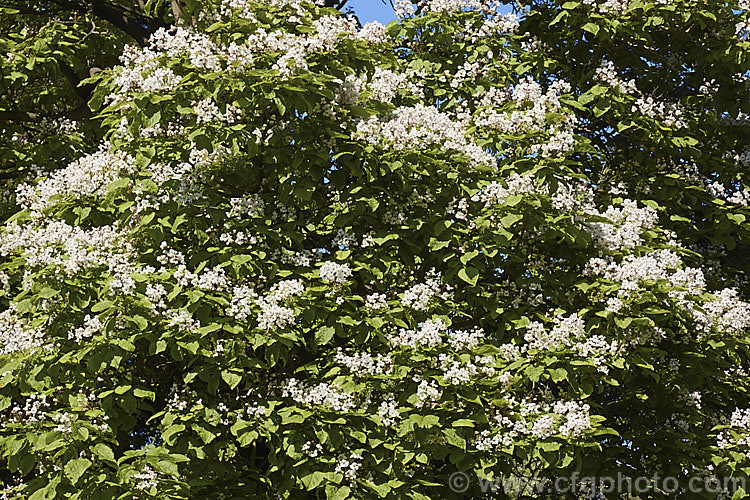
[415, 379, 442, 407]
[256, 298, 296, 330]
[401, 271, 448, 311]
[390, 318, 447, 349]
[377, 394, 400, 425]
[16, 144, 134, 214]
[335, 349, 393, 376]
[448, 327, 485, 350]
[365, 292, 388, 310]
[354, 104, 495, 166]
[553, 401, 592, 437]
[584, 199, 659, 250]
[319, 261, 352, 283]
[69, 314, 104, 343]
[282, 378, 355, 411]
[133, 465, 159, 490]
[335, 453, 363, 481]
[227, 285, 257, 322]
[0, 304, 44, 354]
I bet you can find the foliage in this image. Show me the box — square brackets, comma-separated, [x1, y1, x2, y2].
[0, 0, 749, 498]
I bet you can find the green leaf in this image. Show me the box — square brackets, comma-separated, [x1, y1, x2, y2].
[221, 370, 243, 389]
[330, 485, 351, 500]
[315, 326, 335, 346]
[301, 470, 326, 490]
[133, 388, 155, 400]
[162, 424, 186, 445]
[549, 368, 568, 382]
[614, 317, 632, 328]
[197, 323, 222, 335]
[155, 460, 179, 476]
[582, 22, 600, 35]
[237, 429, 259, 447]
[92, 443, 114, 461]
[500, 213, 523, 228]
[460, 249, 479, 265]
[91, 301, 113, 312]
[28, 477, 61, 500]
[458, 267, 479, 286]
[540, 441, 561, 451]
[38, 288, 59, 299]
[64, 458, 91, 485]
[526, 365, 544, 382]
[452, 419, 475, 427]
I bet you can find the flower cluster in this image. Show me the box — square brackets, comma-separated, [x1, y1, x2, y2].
[301, 441, 323, 458]
[524, 314, 586, 351]
[390, 318, 447, 349]
[706, 178, 750, 206]
[717, 408, 750, 456]
[255, 280, 305, 330]
[415, 379, 442, 407]
[397, 0, 519, 21]
[364, 292, 388, 310]
[167, 309, 201, 333]
[632, 96, 687, 128]
[474, 78, 574, 157]
[369, 67, 424, 103]
[192, 98, 242, 124]
[437, 354, 496, 384]
[16, 144, 135, 215]
[584, 199, 659, 251]
[0, 304, 44, 355]
[377, 394, 401, 426]
[693, 288, 750, 336]
[335, 453, 363, 482]
[281, 378, 356, 411]
[113, 44, 181, 97]
[401, 270, 450, 310]
[0, 221, 131, 278]
[585, 250, 705, 297]
[475, 398, 592, 451]
[319, 261, 352, 283]
[595, 60, 637, 94]
[354, 105, 496, 166]
[52, 412, 73, 434]
[227, 194, 265, 218]
[334, 349, 393, 376]
[583, 0, 629, 15]
[174, 264, 229, 292]
[166, 384, 200, 412]
[227, 284, 258, 322]
[69, 315, 105, 343]
[132, 466, 159, 490]
[5, 393, 50, 425]
[447, 327, 485, 350]
[472, 173, 546, 207]
[148, 27, 222, 71]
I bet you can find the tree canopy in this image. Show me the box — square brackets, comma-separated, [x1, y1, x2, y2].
[0, 0, 749, 498]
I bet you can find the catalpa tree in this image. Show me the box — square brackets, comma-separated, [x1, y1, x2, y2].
[1, 0, 749, 498]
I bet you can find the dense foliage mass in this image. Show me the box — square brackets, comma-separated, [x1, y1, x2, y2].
[1, 0, 749, 498]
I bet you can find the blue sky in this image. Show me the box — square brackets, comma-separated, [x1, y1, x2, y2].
[345, 1, 515, 24]
[347, 0, 398, 24]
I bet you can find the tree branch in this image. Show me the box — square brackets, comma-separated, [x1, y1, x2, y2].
[0, 101, 91, 123]
[0, 111, 44, 122]
[57, 60, 92, 101]
[170, 0, 183, 22]
[322, 0, 351, 8]
[50, 0, 161, 46]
